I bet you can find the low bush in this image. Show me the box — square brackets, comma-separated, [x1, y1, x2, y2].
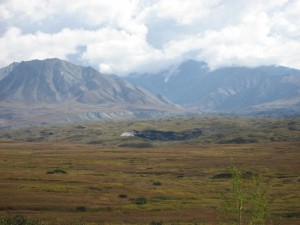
[152, 181, 162, 186]
[212, 171, 255, 179]
[118, 194, 128, 198]
[87, 140, 103, 144]
[76, 206, 87, 212]
[132, 197, 148, 205]
[212, 172, 232, 179]
[119, 142, 153, 148]
[151, 195, 170, 201]
[46, 169, 67, 174]
[149, 220, 164, 225]
[278, 211, 300, 218]
[75, 125, 86, 129]
[218, 137, 258, 144]
[0, 214, 44, 225]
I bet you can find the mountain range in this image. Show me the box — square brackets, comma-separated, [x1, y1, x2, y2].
[0, 58, 178, 128]
[1, 58, 299, 129]
[126, 60, 300, 116]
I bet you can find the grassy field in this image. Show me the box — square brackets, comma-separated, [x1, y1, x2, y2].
[0, 117, 299, 224]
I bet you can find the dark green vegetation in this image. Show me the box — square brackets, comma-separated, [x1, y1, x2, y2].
[1, 117, 299, 146]
[0, 117, 299, 224]
[0, 214, 44, 225]
[132, 129, 202, 141]
[46, 169, 67, 174]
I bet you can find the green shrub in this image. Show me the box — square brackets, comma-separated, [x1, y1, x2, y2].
[212, 171, 254, 179]
[119, 142, 153, 148]
[212, 172, 232, 179]
[46, 169, 67, 174]
[149, 220, 164, 225]
[153, 181, 162, 186]
[0, 214, 44, 225]
[75, 125, 86, 129]
[87, 140, 103, 144]
[133, 197, 148, 205]
[76, 206, 87, 212]
[152, 195, 170, 201]
[278, 211, 300, 218]
[118, 194, 128, 198]
[218, 137, 258, 144]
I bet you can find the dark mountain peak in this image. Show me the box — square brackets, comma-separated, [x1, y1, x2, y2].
[21, 58, 61, 63]
[0, 59, 180, 128]
[0, 59, 93, 103]
[0, 58, 172, 106]
[18, 58, 67, 70]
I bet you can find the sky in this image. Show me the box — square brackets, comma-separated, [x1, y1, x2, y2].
[1, 0, 300, 75]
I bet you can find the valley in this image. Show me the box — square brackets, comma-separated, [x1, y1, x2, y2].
[0, 117, 299, 224]
[0, 59, 299, 224]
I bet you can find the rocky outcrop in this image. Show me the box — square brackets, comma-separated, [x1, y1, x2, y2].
[125, 128, 202, 141]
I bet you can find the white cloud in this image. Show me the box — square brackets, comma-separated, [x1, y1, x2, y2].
[80, 27, 164, 74]
[0, 0, 300, 74]
[0, 27, 79, 66]
[163, 3, 300, 70]
[138, 0, 221, 25]
[0, 26, 165, 75]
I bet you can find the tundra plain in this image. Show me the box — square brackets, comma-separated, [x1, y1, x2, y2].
[0, 117, 299, 224]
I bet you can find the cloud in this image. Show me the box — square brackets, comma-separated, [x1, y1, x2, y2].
[0, 27, 78, 66]
[0, 26, 164, 75]
[163, 3, 300, 69]
[80, 27, 164, 74]
[0, 0, 300, 74]
[138, 0, 220, 25]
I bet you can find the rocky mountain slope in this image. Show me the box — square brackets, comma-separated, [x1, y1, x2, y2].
[126, 60, 300, 115]
[0, 59, 179, 128]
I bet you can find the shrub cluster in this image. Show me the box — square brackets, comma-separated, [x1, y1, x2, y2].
[76, 206, 87, 212]
[119, 142, 153, 148]
[132, 197, 148, 205]
[118, 194, 128, 198]
[0, 214, 44, 225]
[152, 181, 162, 186]
[46, 169, 67, 174]
[149, 220, 164, 225]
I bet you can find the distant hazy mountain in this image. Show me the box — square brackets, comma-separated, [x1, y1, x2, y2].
[0, 59, 178, 128]
[126, 60, 300, 116]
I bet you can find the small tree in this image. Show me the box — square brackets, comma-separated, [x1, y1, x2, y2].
[219, 166, 246, 225]
[218, 165, 272, 225]
[248, 175, 272, 225]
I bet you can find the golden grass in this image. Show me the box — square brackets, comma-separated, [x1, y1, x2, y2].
[0, 139, 299, 224]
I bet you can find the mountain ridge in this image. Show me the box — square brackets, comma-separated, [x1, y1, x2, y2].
[0, 58, 181, 128]
[0, 58, 166, 105]
[126, 59, 300, 115]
